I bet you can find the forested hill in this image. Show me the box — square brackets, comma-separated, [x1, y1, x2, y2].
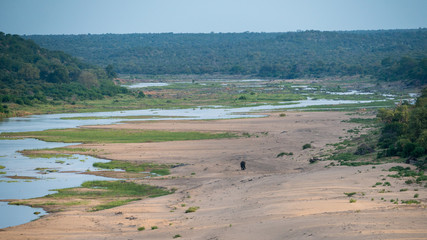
[26, 29, 426, 83]
[0, 32, 127, 114]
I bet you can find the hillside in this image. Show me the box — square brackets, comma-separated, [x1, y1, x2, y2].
[26, 29, 427, 83]
[0, 32, 127, 116]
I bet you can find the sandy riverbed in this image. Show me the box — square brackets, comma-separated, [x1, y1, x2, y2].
[1, 111, 426, 240]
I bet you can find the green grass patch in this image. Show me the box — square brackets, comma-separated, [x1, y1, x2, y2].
[50, 147, 91, 152]
[1, 128, 238, 144]
[60, 115, 186, 120]
[34, 180, 174, 211]
[24, 153, 74, 159]
[150, 169, 170, 176]
[93, 160, 170, 175]
[0, 165, 5, 169]
[48, 180, 173, 199]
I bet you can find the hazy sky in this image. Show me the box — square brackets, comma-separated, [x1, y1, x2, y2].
[0, 0, 426, 35]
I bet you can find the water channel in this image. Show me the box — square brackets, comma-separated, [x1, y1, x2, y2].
[0, 88, 394, 229]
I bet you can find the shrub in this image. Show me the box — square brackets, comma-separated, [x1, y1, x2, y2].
[302, 143, 312, 150]
[173, 234, 182, 238]
[416, 175, 427, 183]
[185, 206, 199, 213]
[151, 226, 158, 230]
[349, 198, 357, 203]
[354, 144, 375, 155]
[138, 227, 145, 231]
[401, 200, 420, 204]
[276, 152, 293, 158]
[411, 146, 425, 158]
[344, 192, 356, 197]
[405, 179, 414, 184]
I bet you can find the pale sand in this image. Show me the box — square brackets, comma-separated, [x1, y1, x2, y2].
[1, 111, 426, 240]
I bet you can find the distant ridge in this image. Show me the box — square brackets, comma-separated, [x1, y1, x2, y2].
[25, 29, 426, 80]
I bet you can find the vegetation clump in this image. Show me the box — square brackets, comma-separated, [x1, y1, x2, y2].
[401, 199, 420, 204]
[302, 143, 312, 150]
[354, 143, 375, 155]
[344, 192, 357, 197]
[276, 152, 293, 158]
[376, 88, 427, 163]
[0, 128, 237, 144]
[93, 160, 171, 175]
[44, 180, 173, 211]
[185, 206, 200, 213]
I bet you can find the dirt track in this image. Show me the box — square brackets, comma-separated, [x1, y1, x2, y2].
[2, 111, 426, 240]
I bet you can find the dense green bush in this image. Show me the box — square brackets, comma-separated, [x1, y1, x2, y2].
[377, 88, 427, 160]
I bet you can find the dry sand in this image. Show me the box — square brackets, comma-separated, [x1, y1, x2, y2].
[1, 111, 426, 240]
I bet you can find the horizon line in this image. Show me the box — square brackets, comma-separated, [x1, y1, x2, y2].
[13, 27, 426, 36]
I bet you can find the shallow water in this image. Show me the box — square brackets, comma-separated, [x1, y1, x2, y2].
[0, 202, 46, 229]
[0, 98, 381, 134]
[123, 82, 169, 88]
[0, 139, 113, 229]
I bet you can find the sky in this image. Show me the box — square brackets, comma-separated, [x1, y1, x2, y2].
[0, 0, 426, 35]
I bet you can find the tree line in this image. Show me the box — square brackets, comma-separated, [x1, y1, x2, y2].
[26, 29, 427, 84]
[0, 32, 127, 117]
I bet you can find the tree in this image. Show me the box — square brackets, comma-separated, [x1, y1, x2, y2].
[18, 63, 39, 80]
[78, 71, 99, 88]
[47, 65, 70, 83]
[105, 64, 117, 79]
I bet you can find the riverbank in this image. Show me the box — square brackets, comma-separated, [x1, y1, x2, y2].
[1, 111, 425, 239]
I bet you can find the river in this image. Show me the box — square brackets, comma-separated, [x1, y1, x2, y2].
[0, 94, 389, 228]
